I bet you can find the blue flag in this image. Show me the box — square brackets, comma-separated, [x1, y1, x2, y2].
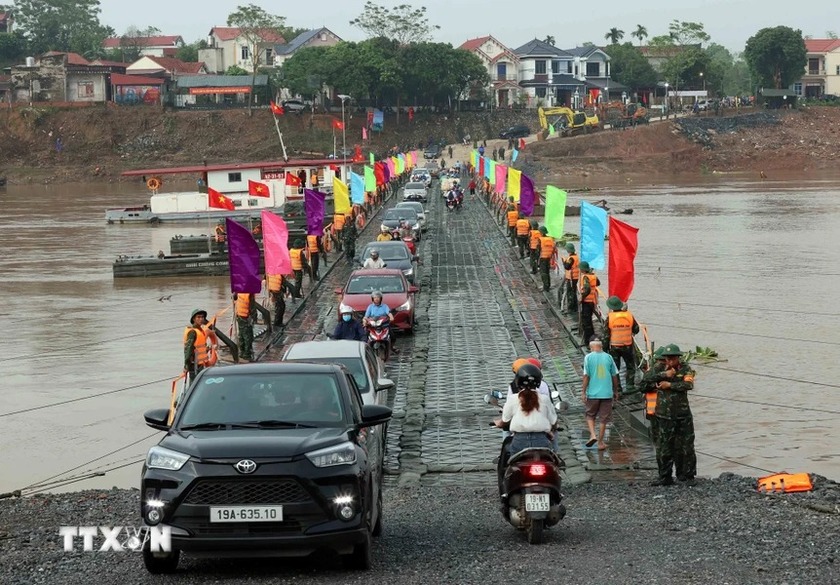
[511, 148, 519, 163]
[483, 157, 492, 180]
[580, 201, 608, 271]
[350, 171, 365, 204]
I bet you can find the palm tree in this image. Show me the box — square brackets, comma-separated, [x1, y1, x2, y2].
[631, 25, 648, 46]
[604, 28, 625, 45]
[544, 35, 555, 46]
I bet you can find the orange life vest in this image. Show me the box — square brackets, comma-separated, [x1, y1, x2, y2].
[579, 273, 598, 304]
[516, 218, 530, 236]
[183, 326, 217, 367]
[507, 210, 519, 227]
[214, 225, 225, 243]
[290, 249, 303, 270]
[235, 294, 251, 318]
[607, 310, 635, 347]
[644, 391, 657, 417]
[334, 214, 346, 230]
[267, 274, 283, 292]
[539, 236, 555, 259]
[310, 173, 319, 187]
[566, 254, 579, 280]
[307, 235, 320, 253]
[757, 473, 813, 494]
[529, 229, 541, 250]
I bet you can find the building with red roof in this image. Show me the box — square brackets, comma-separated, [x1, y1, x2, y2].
[0, 10, 13, 34]
[459, 35, 521, 106]
[798, 39, 840, 98]
[102, 35, 184, 58]
[126, 55, 207, 77]
[200, 26, 286, 73]
[10, 52, 113, 103]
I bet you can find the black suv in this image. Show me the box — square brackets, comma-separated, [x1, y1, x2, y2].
[140, 362, 391, 573]
[423, 145, 441, 159]
[499, 125, 531, 139]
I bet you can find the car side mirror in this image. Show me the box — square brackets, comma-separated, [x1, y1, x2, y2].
[360, 404, 392, 427]
[408, 285, 419, 293]
[376, 378, 395, 392]
[334, 287, 343, 294]
[144, 408, 171, 431]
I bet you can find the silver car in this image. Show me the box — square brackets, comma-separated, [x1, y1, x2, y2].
[402, 182, 428, 202]
[395, 201, 428, 231]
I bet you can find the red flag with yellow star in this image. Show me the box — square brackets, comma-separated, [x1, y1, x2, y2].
[248, 179, 270, 198]
[208, 187, 235, 210]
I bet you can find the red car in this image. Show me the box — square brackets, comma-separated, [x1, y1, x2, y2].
[335, 269, 419, 333]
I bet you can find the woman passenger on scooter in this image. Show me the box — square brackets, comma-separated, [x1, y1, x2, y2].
[496, 364, 556, 453]
[363, 290, 399, 354]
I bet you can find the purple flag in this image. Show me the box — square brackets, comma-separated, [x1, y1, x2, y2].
[382, 160, 391, 183]
[226, 218, 262, 293]
[304, 189, 326, 236]
[519, 173, 535, 217]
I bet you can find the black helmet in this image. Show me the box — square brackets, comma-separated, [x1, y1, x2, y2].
[514, 364, 542, 392]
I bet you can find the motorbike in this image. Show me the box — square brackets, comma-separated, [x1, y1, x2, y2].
[446, 196, 457, 212]
[455, 192, 464, 211]
[485, 389, 567, 544]
[364, 316, 391, 361]
[402, 236, 416, 255]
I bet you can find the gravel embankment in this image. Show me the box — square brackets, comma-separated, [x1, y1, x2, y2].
[1, 474, 838, 584]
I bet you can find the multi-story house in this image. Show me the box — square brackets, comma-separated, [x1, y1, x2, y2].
[513, 38, 585, 108]
[102, 35, 184, 58]
[565, 46, 627, 104]
[273, 27, 342, 68]
[459, 35, 521, 106]
[796, 39, 840, 98]
[199, 27, 285, 74]
[0, 10, 13, 34]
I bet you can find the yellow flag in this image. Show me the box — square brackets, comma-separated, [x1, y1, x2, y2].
[507, 168, 522, 200]
[333, 177, 351, 214]
[406, 151, 413, 169]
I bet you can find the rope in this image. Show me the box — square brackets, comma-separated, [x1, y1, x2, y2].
[642, 321, 840, 347]
[629, 297, 840, 318]
[690, 393, 840, 415]
[695, 449, 778, 474]
[693, 362, 840, 389]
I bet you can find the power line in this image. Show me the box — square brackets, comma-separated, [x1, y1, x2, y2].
[690, 393, 840, 415]
[693, 362, 840, 389]
[630, 298, 840, 318]
[24, 459, 145, 496]
[642, 321, 840, 347]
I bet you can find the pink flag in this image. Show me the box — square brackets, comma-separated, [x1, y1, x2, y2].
[495, 164, 507, 194]
[362, 127, 368, 140]
[261, 210, 292, 275]
[386, 157, 396, 178]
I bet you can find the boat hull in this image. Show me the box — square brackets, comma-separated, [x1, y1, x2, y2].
[169, 229, 306, 255]
[113, 253, 266, 278]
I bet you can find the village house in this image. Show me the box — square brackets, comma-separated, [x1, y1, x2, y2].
[126, 55, 207, 77]
[459, 35, 521, 107]
[273, 27, 341, 67]
[513, 38, 582, 108]
[0, 9, 13, 34]
[199, 27, 285, 74]
[796, 39, 840, 98]
[565, 46, 628, 105]
[173, 74, 269, 108]
[10, 52, 114, 104]
[102, 35, 184, 58]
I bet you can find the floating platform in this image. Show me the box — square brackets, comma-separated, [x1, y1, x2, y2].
[169, 229, 306, 255]
[113, 252, 265, 278]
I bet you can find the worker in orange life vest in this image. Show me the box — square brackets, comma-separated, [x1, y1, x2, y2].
[605, 295, 640, 393]
[289, 239, 309, 299]
[184, 309, 218, 382]
[234, 293, 255, 361]
[213, 222, 226, 253]
[306, 233, 324, 281]
[638, 346, 666, 467]
[578, 261, 600, 346]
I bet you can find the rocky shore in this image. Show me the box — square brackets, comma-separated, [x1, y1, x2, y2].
[1, 475, 838, 584]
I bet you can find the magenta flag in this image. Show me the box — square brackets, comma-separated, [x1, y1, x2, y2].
[519, 173, 535, 216]
[226, 218, 262, 294]
[386, 157, 396, 179]
[495, 164, 507, 194]
[304, 189, 326, 236]
[261, 210, 291, 275]
[362, 127, 368, 140]
[382, 159, 391, 183]
[608, 216, 640, 303]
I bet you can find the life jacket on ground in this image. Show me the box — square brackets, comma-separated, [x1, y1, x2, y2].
[267, 274, 283, 293]
[235, 294, 252, 318]
[184, 326, 217, 367]
[507, 210, 518, 227]
[516, 218, 530, 236]
[307, 235, 320, 253]
[290, 249, 303, 270]
[529, 229, 541, 250]
[757, 473, 813, 493]
[608, 310, 635, 347]
[566, 254, 579, 280]
[580, 273, 598, 304]
[539, 236, 555, 259]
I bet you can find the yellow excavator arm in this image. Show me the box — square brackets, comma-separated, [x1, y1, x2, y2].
[537, 107, 575, 130]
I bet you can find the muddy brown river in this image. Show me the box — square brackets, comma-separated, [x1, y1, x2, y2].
[1, 176, 838, 494]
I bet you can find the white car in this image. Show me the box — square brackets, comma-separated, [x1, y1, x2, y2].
[402, 182, 428, 202]
[395, 201, 428, 231]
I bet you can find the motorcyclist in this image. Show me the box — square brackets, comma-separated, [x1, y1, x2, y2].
[363, 249, 386, 269]
[363, 290, 399, 354]
[399, 219, 413, 239]
[330, 308, 367, 341]
[376, 225, 393, 242]
[446, 190, 457, 208]
[494, 364, 556, 454]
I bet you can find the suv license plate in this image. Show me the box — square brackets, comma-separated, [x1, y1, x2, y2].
[209, 506, 283, 523]
[525, 494, 550, 512]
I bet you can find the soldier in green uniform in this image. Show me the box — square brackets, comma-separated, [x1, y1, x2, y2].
[342, 215, 358, 261]
[637, 347, 666, 471]
[649, 344, 697, 486]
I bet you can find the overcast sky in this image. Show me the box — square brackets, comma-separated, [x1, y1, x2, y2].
[99, 0, 840, 54]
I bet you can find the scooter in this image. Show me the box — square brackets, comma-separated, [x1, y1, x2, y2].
[446, 196, 456, 212]
[364, 316, 391, 362]
[402, 236, 416, 255]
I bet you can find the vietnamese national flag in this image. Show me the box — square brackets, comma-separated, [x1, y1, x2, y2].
[608, 217, 640, 303]
[269, 100, 284, 115]
[285, 173, 301, 187]
[248, 179, 270, 198]
[208, 187, 235, 210]
[332, 119, 344, 130]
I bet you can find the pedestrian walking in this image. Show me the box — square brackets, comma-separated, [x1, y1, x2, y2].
[515, 213, 530, 259]
[649, 344, 697, 486]
[183, 309, 218, 383]
[582, 338, 620, 450]
[234, 292, 255, 362]
[605, 295, 640, 393]
[492, 148, 498, 161]
[342, 213, 357, 260]
[578, 261, 600, 345]
[499, 146, 505, 160]
[562, 243, 579, 313]
[266, 273, 291, 327]
[448, 145, 453, 158]
[528, 221, 541, 274]
[537, 227, 555, 291]
[478, 145, 485, 157]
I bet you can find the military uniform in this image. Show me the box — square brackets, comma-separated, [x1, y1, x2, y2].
[537, 228, 555, 292]
[342, 217, 358, 261]
[515, 216, 530, 259]
[637, 349, 665, 468]
[650, 344, 697, 485]
[562, 244, 579, 313]
[528, 224, 541, 274]
[235, 293, 255, 361]
[578, 261, 599, 346]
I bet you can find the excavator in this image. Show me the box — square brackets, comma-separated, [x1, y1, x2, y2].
[537, 107, 600, 137]
[597, 101, 650, 129]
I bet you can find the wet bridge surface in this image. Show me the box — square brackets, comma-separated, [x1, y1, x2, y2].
[262, 181, 655, 487]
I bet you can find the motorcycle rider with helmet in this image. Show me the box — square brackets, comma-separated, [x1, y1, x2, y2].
[494, 364, 556, 455]
[363, 290, 399, 354]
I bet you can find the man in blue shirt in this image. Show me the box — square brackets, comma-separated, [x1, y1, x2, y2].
[363, 290, 398, 354]
[581, 338, 619, 450]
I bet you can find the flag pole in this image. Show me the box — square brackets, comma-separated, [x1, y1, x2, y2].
[271, 110, 289, 162]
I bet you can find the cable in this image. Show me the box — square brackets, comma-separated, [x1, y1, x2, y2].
[0, 376, 173, 417]
[642, 321, 840, 347]
[629, 297, 840, 318]
[695, 449, 777, 475]
[693, 362, 840, 389]
[24, 459, 145, 496]
[690, 393, 840, 415]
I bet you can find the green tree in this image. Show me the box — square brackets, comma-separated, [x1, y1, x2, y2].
[175, 39, 207, 63]
[0, 31, 28, 67]
[281, 45, 330, 98]
[350, 1, 440, 44]
[723, 55, 752, 96]
[744, 26, 806, 89]
[544, 35, 555, 46]
[667, 20, 710, 46]
[661, 45, 712, 93]
[826, 30, 838, 40]
[14, 0, 113, 54]
[225, 65, 249, 75]
[604, 27, 625, 45]
[648, 34, 675, 47]
[631, 25, 648, 46]
[227, 3, 287, 115]
[604, 42, 658, 90]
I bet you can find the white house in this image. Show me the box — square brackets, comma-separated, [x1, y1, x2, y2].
[199, 27, 286, 74]
[459, 35, 521, 107]
[564, 46, 627, 104]
[102, 35, 184, 58]
[513, 38, 583, 108]
[273, 27, 342, 67]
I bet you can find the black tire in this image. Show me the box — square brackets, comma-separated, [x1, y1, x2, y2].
[527, 519, 544, 544]
[143, 548, 180, 574]
[343, 530, 372, 570]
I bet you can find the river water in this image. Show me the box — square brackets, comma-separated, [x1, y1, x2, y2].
[1, 177, 838, 494]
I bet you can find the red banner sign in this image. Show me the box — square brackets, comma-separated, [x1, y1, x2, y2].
[189, 87, 251, 95]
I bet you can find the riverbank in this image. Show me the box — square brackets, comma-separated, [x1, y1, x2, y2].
[1, 475, 837, 583]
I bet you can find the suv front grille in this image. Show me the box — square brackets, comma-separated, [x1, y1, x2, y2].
[183, 479, 311, 505]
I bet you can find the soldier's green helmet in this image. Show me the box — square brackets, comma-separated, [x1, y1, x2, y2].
[606, 296, 624, 310]
[518, 212, 525, 219]
[190, 308, 208, 323]
[294, 238, 304, 248]
[530, 220, 538, 228]
[538, 226, 547, 235]
[653, 347, 665, 360]
[660, 344, 683, 357]
[579, 260, 590, 272]
[565, 242, 576, 253]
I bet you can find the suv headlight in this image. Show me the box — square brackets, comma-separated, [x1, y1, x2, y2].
[306, 441, 357, 468]
[146, 446, 190, 471]
[396, 299, 411, 311]
[402, 267, 413, 277]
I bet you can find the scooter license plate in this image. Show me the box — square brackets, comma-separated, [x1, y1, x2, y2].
[525, 493, 550, 512]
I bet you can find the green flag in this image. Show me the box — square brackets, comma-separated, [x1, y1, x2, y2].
[545, 185, 567, 239]
[549, 124, 556, 136]
[364, 165, 376, 192]
[369, 152, 375, 165]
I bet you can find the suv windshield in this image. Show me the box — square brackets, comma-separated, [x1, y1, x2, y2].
[301, 358, 369, 393]
[179, 373, 345, 426]
[347, 275, 405, 294]
[384, 209, 417, 222]
[405, 182, 425, 190]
